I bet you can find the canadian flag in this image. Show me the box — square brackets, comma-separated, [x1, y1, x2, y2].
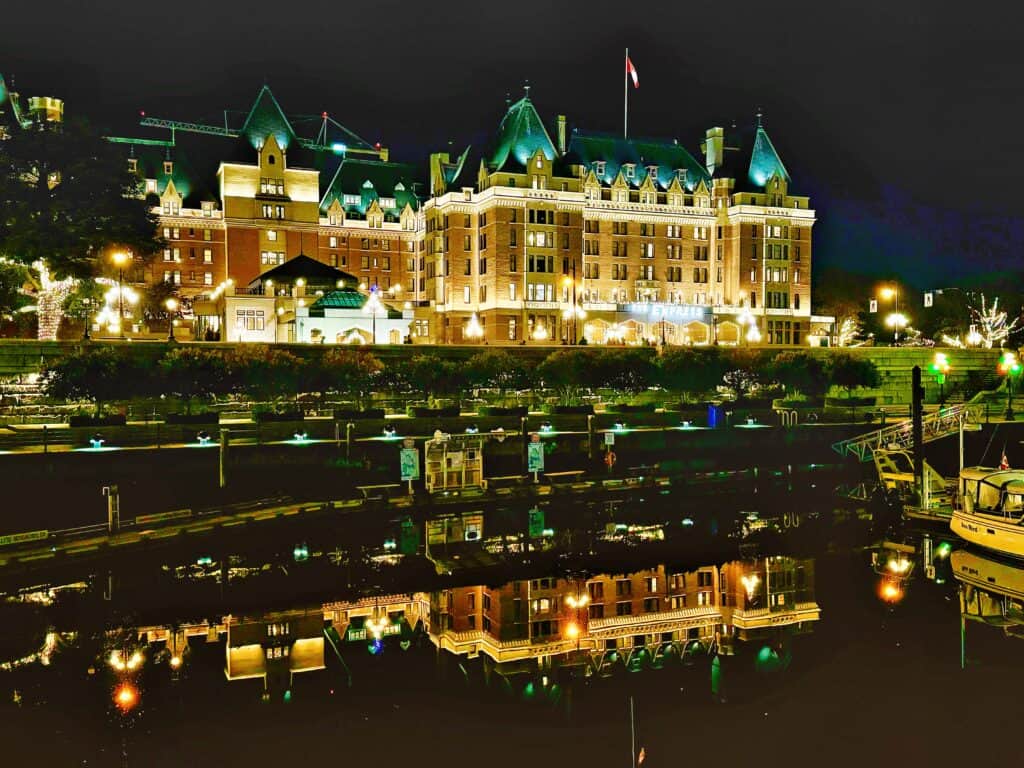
[1001, 451, 1010, 470]
[626, 55, 639, 88]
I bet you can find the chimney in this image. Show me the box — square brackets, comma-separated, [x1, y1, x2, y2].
[704, 127, 724, 174]
[557, 115, 567, 155]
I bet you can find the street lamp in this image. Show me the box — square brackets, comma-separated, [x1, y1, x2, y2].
[82, 297, 92, 341]
[885, 312, 908, 342]
[165, 297, 178, 342]
[998, 351, 1021, 421]
[930, 351, 950, 404]
[111, 251, 129, 340]
[565, 590, 590, 651]
[878, 285, 904, 344]
[365, 284, 382, 344]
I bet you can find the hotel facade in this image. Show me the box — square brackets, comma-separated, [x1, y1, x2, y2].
[8, 77, 831, 345]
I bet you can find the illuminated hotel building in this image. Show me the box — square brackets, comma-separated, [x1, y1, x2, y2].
[427, 90, 832, 346]
[104, 82, 830, 345]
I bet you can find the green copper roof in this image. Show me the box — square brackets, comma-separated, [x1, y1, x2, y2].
[240, 85, 296, 151]
[748, 124, 790, 188]
[567, 132, 710, 191]
[320, 158, 421, 217]
[489, 96, 557, 171]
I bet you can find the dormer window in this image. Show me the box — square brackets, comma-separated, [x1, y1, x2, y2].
[127, 158, 138, 173]
[163, 161, 173, 175]
[267, 154, 276, 165]
[646, 165, 658, 181]
[594, 161, 606, 177]
[145, 179, 157, 194]
[623, 164, 635, 180]
[202, 201, 214, 217]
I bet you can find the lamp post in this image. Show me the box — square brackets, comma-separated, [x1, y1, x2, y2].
[365, 284, 381, 344]
[82, 297, 92, 341]
[999, 351, 1020, 421]
[879, 285, 903, 344]
[111, 251, 129, 340]
[165, 297, 178, 342]
[565, 589, 589, 652]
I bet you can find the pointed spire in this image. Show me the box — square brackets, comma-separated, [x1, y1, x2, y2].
[523, 81, 531, 99]
[756, 108, 763, 128]
[240, 85, 296, 151]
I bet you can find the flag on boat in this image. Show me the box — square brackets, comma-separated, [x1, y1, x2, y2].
[626, 55, 639, 88]
[1001, 451, 1010, 470]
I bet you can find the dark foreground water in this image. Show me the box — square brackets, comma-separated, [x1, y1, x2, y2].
[1, 484, 1022, 768]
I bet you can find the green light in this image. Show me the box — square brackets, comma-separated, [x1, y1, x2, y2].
[331, 142, 347, 154]
[283, 690, 292, 703]
[999, 352, 1021, 376]
[936, 542, 952, 558]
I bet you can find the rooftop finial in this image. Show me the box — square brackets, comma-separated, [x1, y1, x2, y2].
[523, 81, 531, 99]
[505, 92, 511, 108]
[756, 107, 763, 127]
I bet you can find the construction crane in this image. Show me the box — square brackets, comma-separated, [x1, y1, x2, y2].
[137, 109, 386, 159]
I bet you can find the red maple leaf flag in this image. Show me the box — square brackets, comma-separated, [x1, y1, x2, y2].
[626, 55, 639, 88]
[1001, 451, 1010, 470]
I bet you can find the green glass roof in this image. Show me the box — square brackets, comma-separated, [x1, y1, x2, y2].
[748, 125, 790, 188]
[311, 289, 367, 310]
[240, 85, 296, 151]
[489, 96, 557, 171]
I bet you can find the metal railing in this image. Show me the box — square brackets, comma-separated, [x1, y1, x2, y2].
[831, 403, 980, 461]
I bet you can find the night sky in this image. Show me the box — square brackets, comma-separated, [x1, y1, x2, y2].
[6, 0, 1023, 289]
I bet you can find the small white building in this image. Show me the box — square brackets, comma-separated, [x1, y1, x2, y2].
[193, 254, 411, 344]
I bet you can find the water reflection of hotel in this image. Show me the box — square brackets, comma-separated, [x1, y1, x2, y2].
[429, 557, 819, 669]
[132, 558, 817, 690]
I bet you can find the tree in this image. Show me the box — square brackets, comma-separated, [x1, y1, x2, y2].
[466, 349, 529, 400]
[828, 353, 881, 396]
[224, 346, 302, 403]
[657, 347, 729, 401]
[768, 351, 829, 399]
[42, 347, 151, 416]
[311, 349, 384, 407]
[60, 277, 107, 336]
[407, 354, 465, 402]
[593, 348, 657, 397]
[537, 349, 597, 405]
[159, 348, 228, 414]
[721, 349, 767, 401]
[0, 118, 162, 337]
[139, 280, 180, 329]
[0, 261, 30, 320]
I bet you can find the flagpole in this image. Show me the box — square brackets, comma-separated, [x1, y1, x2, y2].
[624, 47, 629, 139]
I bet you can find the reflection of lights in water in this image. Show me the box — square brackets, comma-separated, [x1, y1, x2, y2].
[0, 632, 59, 671]
[741, 573, 761, 599]
[114, 683, 138, 711]
[879, 579, 904, 603]
[887, 557, 911, 574]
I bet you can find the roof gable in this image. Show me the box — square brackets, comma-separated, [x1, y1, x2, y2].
[489, 96, 558, 172]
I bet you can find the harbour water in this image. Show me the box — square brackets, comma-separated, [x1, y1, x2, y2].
[2, 481, 1022, 767]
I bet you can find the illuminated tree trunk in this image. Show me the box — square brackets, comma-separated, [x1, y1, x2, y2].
[34, 261, 75, 341]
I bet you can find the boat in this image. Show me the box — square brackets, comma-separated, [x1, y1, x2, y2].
[949, 467, 1024, 558]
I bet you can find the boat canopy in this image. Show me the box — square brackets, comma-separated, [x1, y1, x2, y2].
[960, 468, 1024, 512]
